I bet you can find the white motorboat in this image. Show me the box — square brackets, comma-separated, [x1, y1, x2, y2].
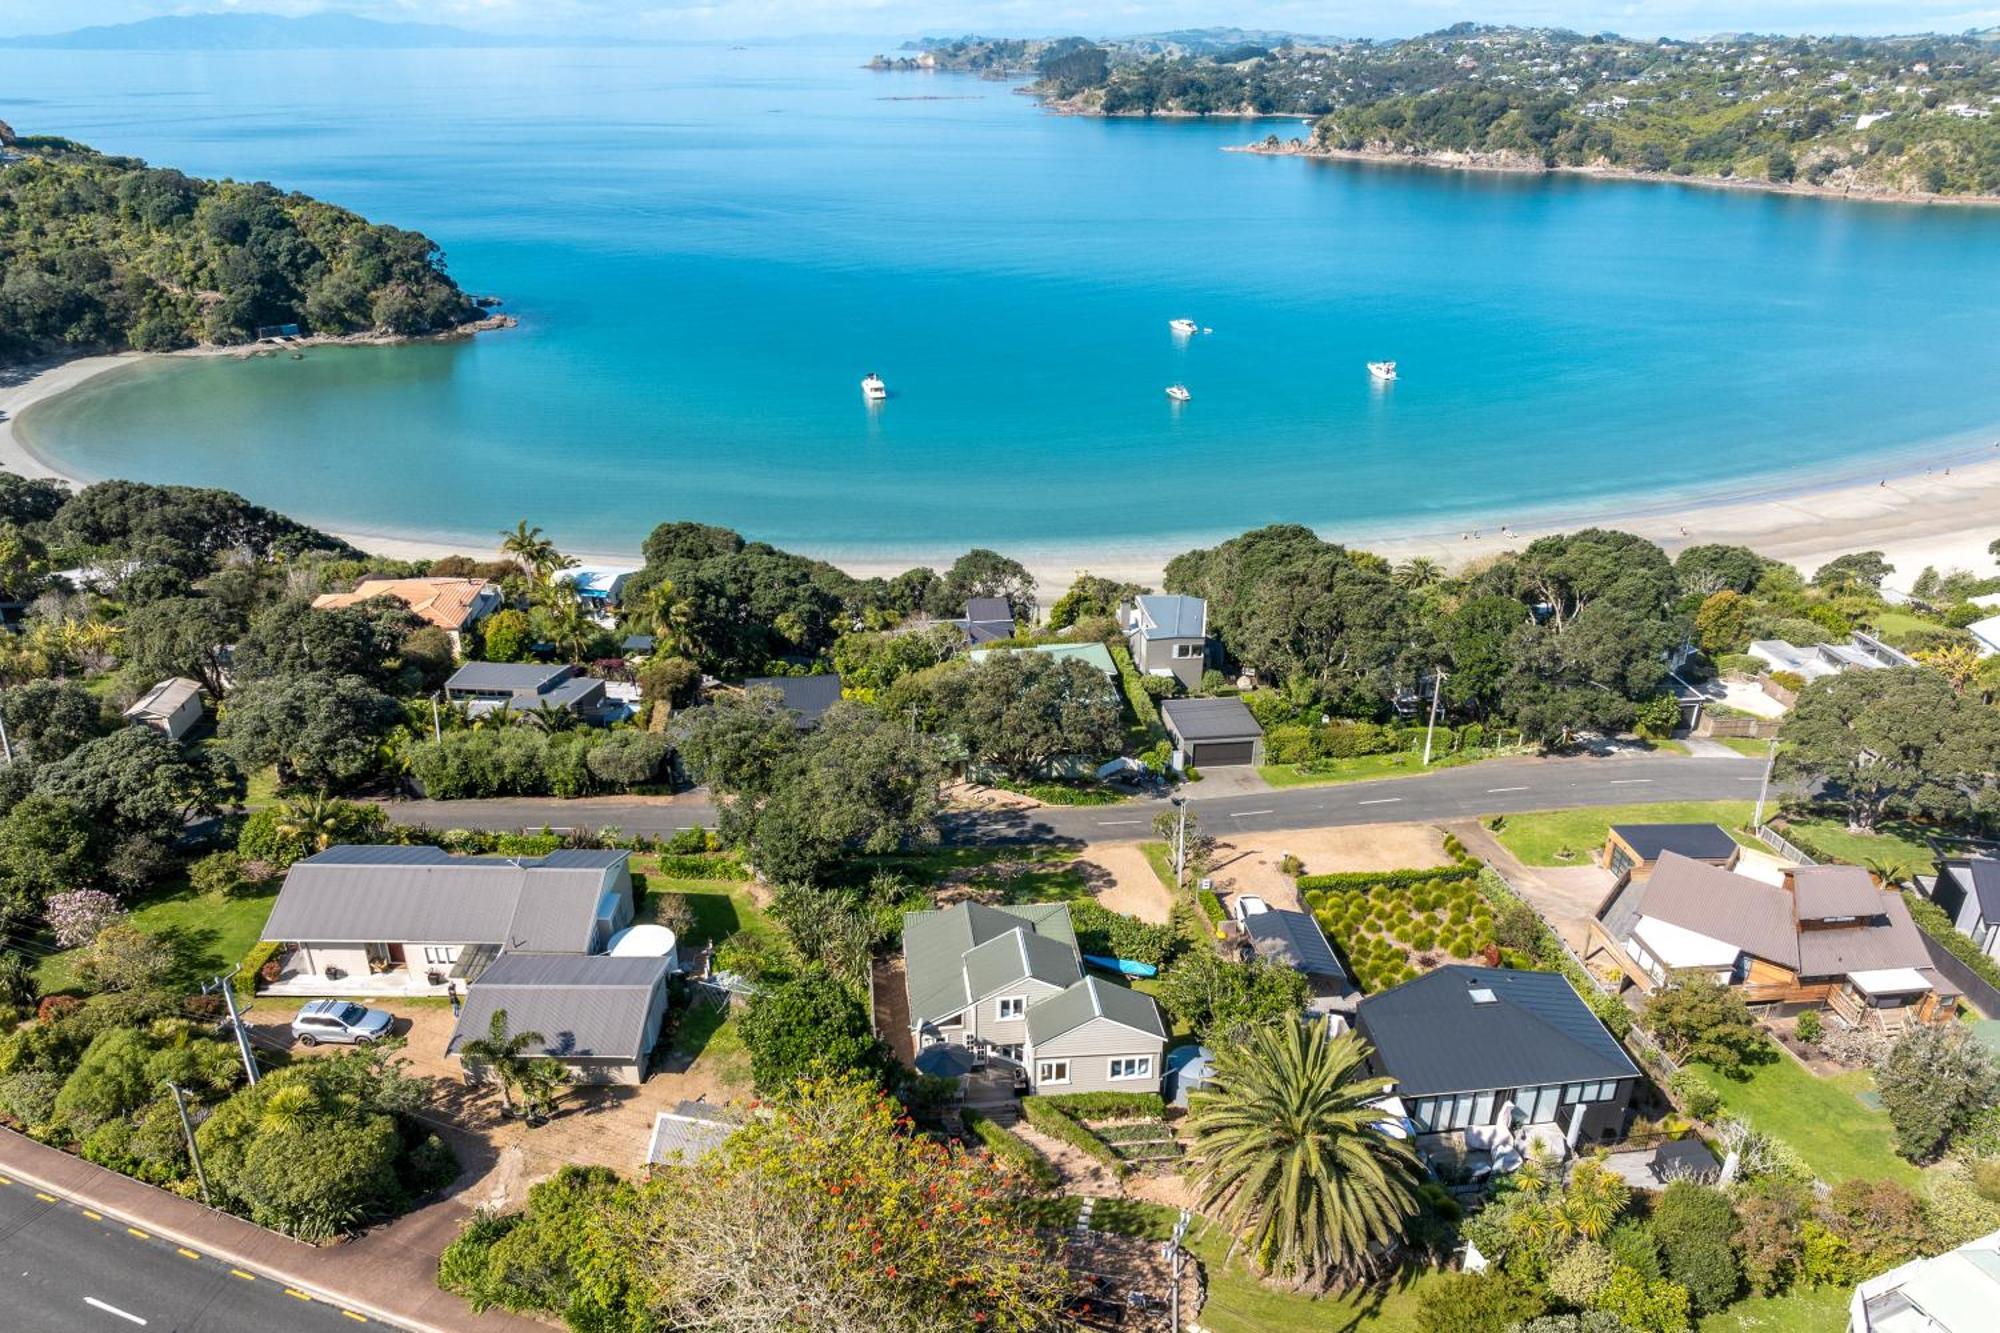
[1368, 360, 1398, 381]
[861, 372, 888, 400]
[1165, 383, 1191, 402]
[1169, 318, 1199, 336]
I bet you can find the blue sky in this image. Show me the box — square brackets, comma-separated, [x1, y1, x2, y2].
[0, 1, 1991, 41]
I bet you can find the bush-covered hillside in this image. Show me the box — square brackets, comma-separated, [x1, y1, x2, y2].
[1012, 25, 2000, 196]
[0, 127, 477, 360]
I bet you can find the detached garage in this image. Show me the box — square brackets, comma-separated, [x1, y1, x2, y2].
[1160, 697, 1265, 768]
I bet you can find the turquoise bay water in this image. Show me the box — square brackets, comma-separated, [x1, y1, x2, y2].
[8, 44, 2000, 564]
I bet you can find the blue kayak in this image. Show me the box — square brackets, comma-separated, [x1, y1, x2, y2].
[1084, 954, 1158, 979]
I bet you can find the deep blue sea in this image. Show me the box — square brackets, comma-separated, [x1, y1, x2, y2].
[8, 43, 2000, 565]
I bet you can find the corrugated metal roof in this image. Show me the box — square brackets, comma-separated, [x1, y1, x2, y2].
[445, 662, 575, 694]
[901, 901, 1077, 1024]
[261, 846, 624, 952]
[1792, 865, 1890, 919]
[964, 927, 1081, 1001]
[1133, 594, 1206, 640]
[1941, 859, 2000, 922]
[1024, 975, 1167, 1044]
[967, 642, 1118, 680]
[447, 951, 667, 1062]
[1621, 853, 1801, 968]
[125, 677, 202, 720]
[1355, 966, 1636, 1098]
[1243, 908, 1347, 980]
[1160, 696, 1263, 743]
[1795, 892, 1935, 978]
[646, 1102, 740, 1166]
[743, 675, 843, 726]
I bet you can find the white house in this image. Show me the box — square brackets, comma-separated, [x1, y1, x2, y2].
[123, 678, 206, 742]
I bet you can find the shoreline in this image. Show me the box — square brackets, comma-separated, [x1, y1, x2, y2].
[6, 350, 1999, 595]
[1228, 138, 2000, 209]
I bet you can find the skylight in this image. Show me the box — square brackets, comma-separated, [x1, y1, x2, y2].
[1469, 988, 1497, 1005]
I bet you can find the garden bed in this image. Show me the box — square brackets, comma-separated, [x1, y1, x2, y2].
[1304, 872, 1497, 992]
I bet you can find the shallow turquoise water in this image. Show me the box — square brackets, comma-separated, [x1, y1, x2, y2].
[8, 44, 2000, 562]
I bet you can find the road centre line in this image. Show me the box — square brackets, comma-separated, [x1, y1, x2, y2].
[1356, 798, 1402, 806]
[1486, 786, 1530, 793]
[1095, 819, 1144, 826]
[1607, 779, 1653, 785]
[1227, 809, 1274, 817]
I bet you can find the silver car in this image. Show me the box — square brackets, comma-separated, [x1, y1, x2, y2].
[290, 999, 394, 1047]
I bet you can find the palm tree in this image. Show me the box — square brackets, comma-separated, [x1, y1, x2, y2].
[497, 520, 574, 584]
[633, 577, 696, 657]
[275, 792, 345, 854]
[1183, 1016, 1423, 1290]
[1557, 1160, 1629, 1242]
[457, 1009, 545, 1117]
[1392, 557, 1444, 591]
[533, 580, 597, 664]
[521, 698, 581, 734]
[1864, 855, 1913, 890]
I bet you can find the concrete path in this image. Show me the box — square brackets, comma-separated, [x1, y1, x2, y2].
[1450, 822, 1616, 953]
[0, 1129, 543, 1333]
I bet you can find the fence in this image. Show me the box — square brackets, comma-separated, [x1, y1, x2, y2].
[1698, 716, 1780, 740]
[1754, 824, 1817, 866]
[1919, 934, 2000, 1020]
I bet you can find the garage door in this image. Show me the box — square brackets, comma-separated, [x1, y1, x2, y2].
[1192, 740, 1254, 767]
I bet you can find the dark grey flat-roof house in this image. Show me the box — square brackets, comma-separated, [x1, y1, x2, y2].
[260, 846, 671, 1085]
[901, 901, 1167, 1094]
[444, 662, 614, 723]
[1356, 965, 1639, 1151]
[1602, 823, 1741, 880]
[744, 674, 843, 729]
[1236, 902, 1351, 1006]
[950, 597, 1018, 646]
[1122, 594, 1211, 690]
[1926, 858, 2000, 960]
[1160, 696, 1264, 768]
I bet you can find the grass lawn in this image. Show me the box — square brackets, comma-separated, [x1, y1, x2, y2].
[35, 878, 277, 996]
[635, 873, 785, 954]
[1491, 801, 1756, 866]
[1717, 737, 1774, 759]
[1258, 749, 1500, 789]
[1777, 816, 1939, 876]
[1695, 1054, 1918, 1187]
[1697, 1285, 1850, 1332]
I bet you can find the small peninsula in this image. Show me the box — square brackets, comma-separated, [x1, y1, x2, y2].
[899, 24, 2000, 200]
[0, 124, 484, 363]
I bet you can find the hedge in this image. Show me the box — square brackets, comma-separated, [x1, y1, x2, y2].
[237, 939, 283, 1002]
[650, 853, 750, 881]
[1020, 1097, 1126, 1175]
[1906, 892, 2000, 992]
[1296, 865, 1482, 893]
[1196, 886, 1227, 926]
[962, 1108, 1060, 1188]
[1034, 1091, 1165, 1120]
[1068, 898, 1181, 968]
[1108, 642, 1168, 745]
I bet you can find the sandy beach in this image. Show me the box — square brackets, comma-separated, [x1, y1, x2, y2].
[5, 352, 1997, 595]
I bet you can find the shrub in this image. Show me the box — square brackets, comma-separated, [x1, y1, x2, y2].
[1297, 865, 1482, 893]
[36, 995, 81, 1023]
[45, 890, 121, 949]
[237, 939, 283, 1001]
[1067, 898, 1179, 968]
[1876, 1023, 2000, 1162]
[1666, 1068, 1721, 1121]
[1033, 1091, 1163, 1120]
[1905, 892, 2000, 992]
[665, 827, 710, 855]
[961, 1107, 1059, 1189]
[1196, 886, 1226, 925]
[1414, 1271, 1545, 1332]
[1793, 1009, 1822, 1044]
[652, 853, 749, 881]
[1607, 1218, 1663, 1280]
[1546, 1242, 1616, 1307]
[1596, 1267, 1691, 1333]
[1019, 1096, 1124, 1175]
[1264, 724, 1316, 764]
[1652, 1180, 1741, 1313]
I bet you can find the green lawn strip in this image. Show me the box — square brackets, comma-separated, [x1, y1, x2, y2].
[1775, 816, 1939, 876]
[1696, 1284, 1850, 1332]
[1694, 1055, 1918, 1187]
[1491, 801, 1757, 866]
[35, 878, 278, 996]
[1716, 737, 1773, 760]
[1140, 841, 1178, 890]
[636, 876, 784, 952]
[1258, 749, 1488, 789]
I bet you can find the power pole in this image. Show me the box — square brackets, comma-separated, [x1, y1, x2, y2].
[163, 1081, 210, 1205]
[1167, 1209, 1191, 1333]
[1420, 668, 1448, 767]
[1173, 798, 1189, 890]
[1752, 736, 1778, 831]
[204, 968, 259, 1086]
[430, 691, 442, 745]
[0, 713, 12, 764]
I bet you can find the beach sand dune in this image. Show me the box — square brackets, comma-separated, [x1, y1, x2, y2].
[5, 353, 1996, 593]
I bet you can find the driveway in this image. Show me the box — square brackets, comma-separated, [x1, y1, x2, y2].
[1181, 765, 1272, 799]
[1450, 822, 1614, 952]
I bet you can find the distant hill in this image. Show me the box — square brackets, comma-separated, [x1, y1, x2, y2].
[8, 12, 541, 50]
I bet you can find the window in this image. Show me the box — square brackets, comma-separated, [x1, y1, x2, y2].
[1471, 1091, 1496, 1126]
[1173, 643, 1202, 659]
[1036, 1061, 1070, 1085]
[1109, 1056, 1153, 1081]
[423, 946, 459, 965]
[996, 996, 1025, 1021]
[1525, 1085, 1562, 1123]
[993, 1044, 1023, 1064]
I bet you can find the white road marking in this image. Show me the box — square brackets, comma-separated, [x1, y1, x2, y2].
[1227, 809, 1274, 817]
[1095, 820, 1144, 826]
[1486, 786, 1530, 793]
[84, 1298, 147, 1326]
[1356, 798, 1402, 806]
[1608, 779, 1653, 785]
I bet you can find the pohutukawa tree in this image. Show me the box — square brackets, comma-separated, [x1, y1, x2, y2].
[1183, 1016, 1423, 1289]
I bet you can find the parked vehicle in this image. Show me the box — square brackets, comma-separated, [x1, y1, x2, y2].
[290, 999, 394, 1046]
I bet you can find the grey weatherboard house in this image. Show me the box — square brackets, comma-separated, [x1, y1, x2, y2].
[1122, 594, 1211, 690]
[901, 901, 1168, 1094]
[1355, 965, 1639, 1149]
[1927, 858, 2000, 960]
[259, 845, 669, 1084]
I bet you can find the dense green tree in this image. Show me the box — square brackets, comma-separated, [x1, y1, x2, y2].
[1693, 590, 1753, 655]
[933, 547, 1037, 620]
[231, 596, 416, 687]
[0, 678, 100, 763]
[746, 703, 943, 883]
[1185, 1019, 1422, 1289]
[1641, 973, 1768, 1075]
[1812, 550, 1893, 595]
[1045, 571, 1139, 629]
[1155, 945, 1311, 1043]
[829, 624, 960, 693]
[33, 726, 242, 839]
[738, 967, 887, 1094]
[1777, 668, 2000, 831]
[1414, 1270, 1547, 1332]
[117, 595, 242, 697]
[51, 480, 354, 574]
[0, 794, 96, 931]
[221, 672, 402, 791]
[0, 472, 69, 526]
[918, 651, 1121, 781]
[1442, 595, 1530, 716]
[1876, 1023, 2000, 1162]
[1651, 1181, 1741, 1314]
[1675, 544, 1771, 598]
[668, 688, 801, 815]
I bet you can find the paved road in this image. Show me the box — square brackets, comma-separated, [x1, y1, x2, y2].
[387, 751, 1764, 843]
[0, 1175, 392, 1332]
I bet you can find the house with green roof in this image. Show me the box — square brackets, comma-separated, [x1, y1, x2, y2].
[901, 901, 1167, 1095]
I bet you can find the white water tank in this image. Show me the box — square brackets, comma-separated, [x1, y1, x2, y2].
[606, 924, 678, 964]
